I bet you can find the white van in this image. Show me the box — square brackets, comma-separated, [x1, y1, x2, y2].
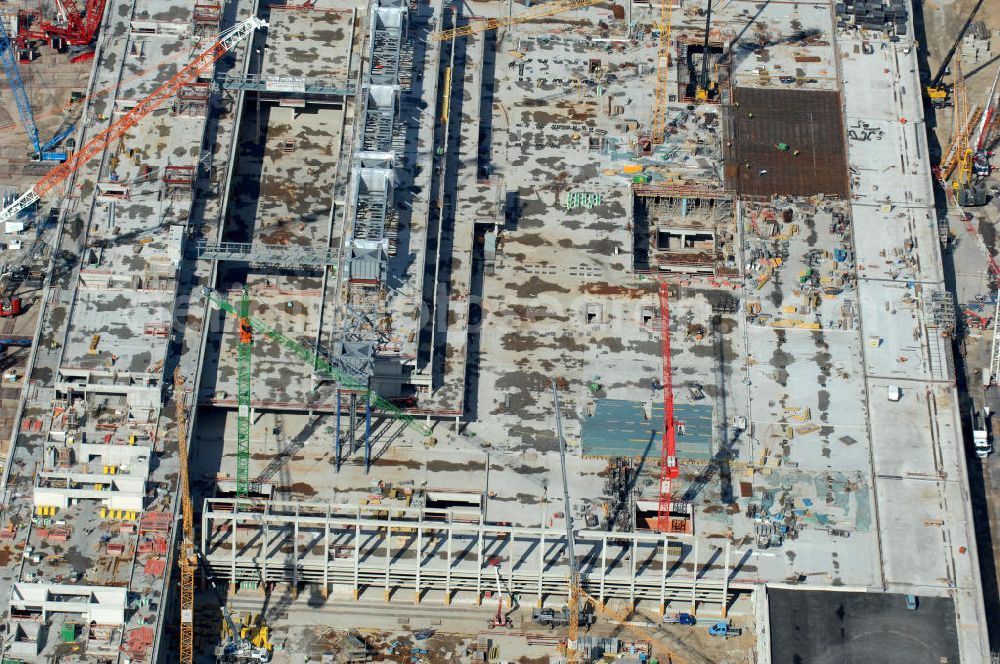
[974, 407, 992, 459]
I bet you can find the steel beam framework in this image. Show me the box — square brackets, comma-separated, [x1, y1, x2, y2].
[193, 240, 339, 268]
[214, 73, 355, 97]
[325, 0, 411, 450]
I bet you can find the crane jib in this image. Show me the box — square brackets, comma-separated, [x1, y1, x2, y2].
[0, 16, 266, 223]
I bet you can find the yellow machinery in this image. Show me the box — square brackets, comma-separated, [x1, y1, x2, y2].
[551, 382, 580, 662]
[174, 369, 197, 664]
[693, 0, 716, 102]
[651, 0, 675, 143]
[924, 0, 984, 108]
[441, 66, 452, 123]
[926, 85, 949, 108]
[579, 590, 688, 664]
[431, 0, 601, 42]
[940, 56, 975, 191]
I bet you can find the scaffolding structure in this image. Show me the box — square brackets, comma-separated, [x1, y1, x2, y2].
[631, 188, 734, 274]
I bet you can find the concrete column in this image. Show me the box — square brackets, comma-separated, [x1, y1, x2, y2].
[537, 531, 545, 607]
[690, 538, 699, 615]
[261, 503, 270, 595]
[445, 526, 453, 605]
[599, 534, 607, 603]
[353, 508, 360, 601]
[364, 398, 372, 474]
[293, 503, 300, 599]
[323, 504, 331, 598]
[722, 541, 730, 618]
[229, 513, 237, 593]
[629, 537, 636, 611]
[415, 518, 423, 604]
[384, 514, 392, 603]
[507, 551, 515, 608]
[476, 529, 484, 605]
[659, 535, 668, 616]
[454, 415, 460, 433]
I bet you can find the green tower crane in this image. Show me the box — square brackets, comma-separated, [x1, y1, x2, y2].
[236, 288, 253, 498]
[203, 287, 431, 483]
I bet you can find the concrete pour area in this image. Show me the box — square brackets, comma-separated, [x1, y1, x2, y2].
[181, 0, 988, 660]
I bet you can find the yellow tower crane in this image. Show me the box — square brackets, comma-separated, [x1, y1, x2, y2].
[938, 56, 981, 194]
[651, 0, 676, 143]
[553, 380, 696, 664]
[174, 369, 197, 664]
[551, 381, 580, 663]
[431, 0, 601, 42]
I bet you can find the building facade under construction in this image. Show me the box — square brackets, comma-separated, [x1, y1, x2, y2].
[0, 0, 991, 662]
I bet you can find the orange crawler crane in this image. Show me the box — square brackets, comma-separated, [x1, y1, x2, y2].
[0, 15, 266, 226]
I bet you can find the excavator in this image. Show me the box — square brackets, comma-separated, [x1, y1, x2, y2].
[925, 0, 984, 108]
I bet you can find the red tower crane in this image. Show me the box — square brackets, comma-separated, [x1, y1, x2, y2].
[657, 281, 680, 532]
[0, 15, 267, 225]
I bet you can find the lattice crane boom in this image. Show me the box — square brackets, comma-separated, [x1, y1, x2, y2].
[974, 65, 1000, 152]
[236, 288, 253, 498]
[551, 381, 580, 663]
[951, 56, 975, 190]
[431, 0, 601, 42]
[44, 0, 107, 45]
[173, 369, 197, 664]
[202, 287, 433, 438]
[0, 17, 62, 160]
[658, 281, 679, 532]
[651, 0, 676, 143]
[0, 15, 267, 225]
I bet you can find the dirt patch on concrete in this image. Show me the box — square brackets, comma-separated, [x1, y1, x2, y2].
[579, 282, 656, 297]
[505, 276, 571, 298]
[287, 482, 317, 497]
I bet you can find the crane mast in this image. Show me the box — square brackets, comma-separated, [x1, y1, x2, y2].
[651, 0, 675, 143]
[202, 287, 432, 437]
[174, 369, 197, 664]
[551, 381, 580, 663]
[0, 15, 267, 225]
[658, 282, 679, 532]
[236, 288, 253, 498]
[431, 0, 601, 42]
[694, 0, 715, 101]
